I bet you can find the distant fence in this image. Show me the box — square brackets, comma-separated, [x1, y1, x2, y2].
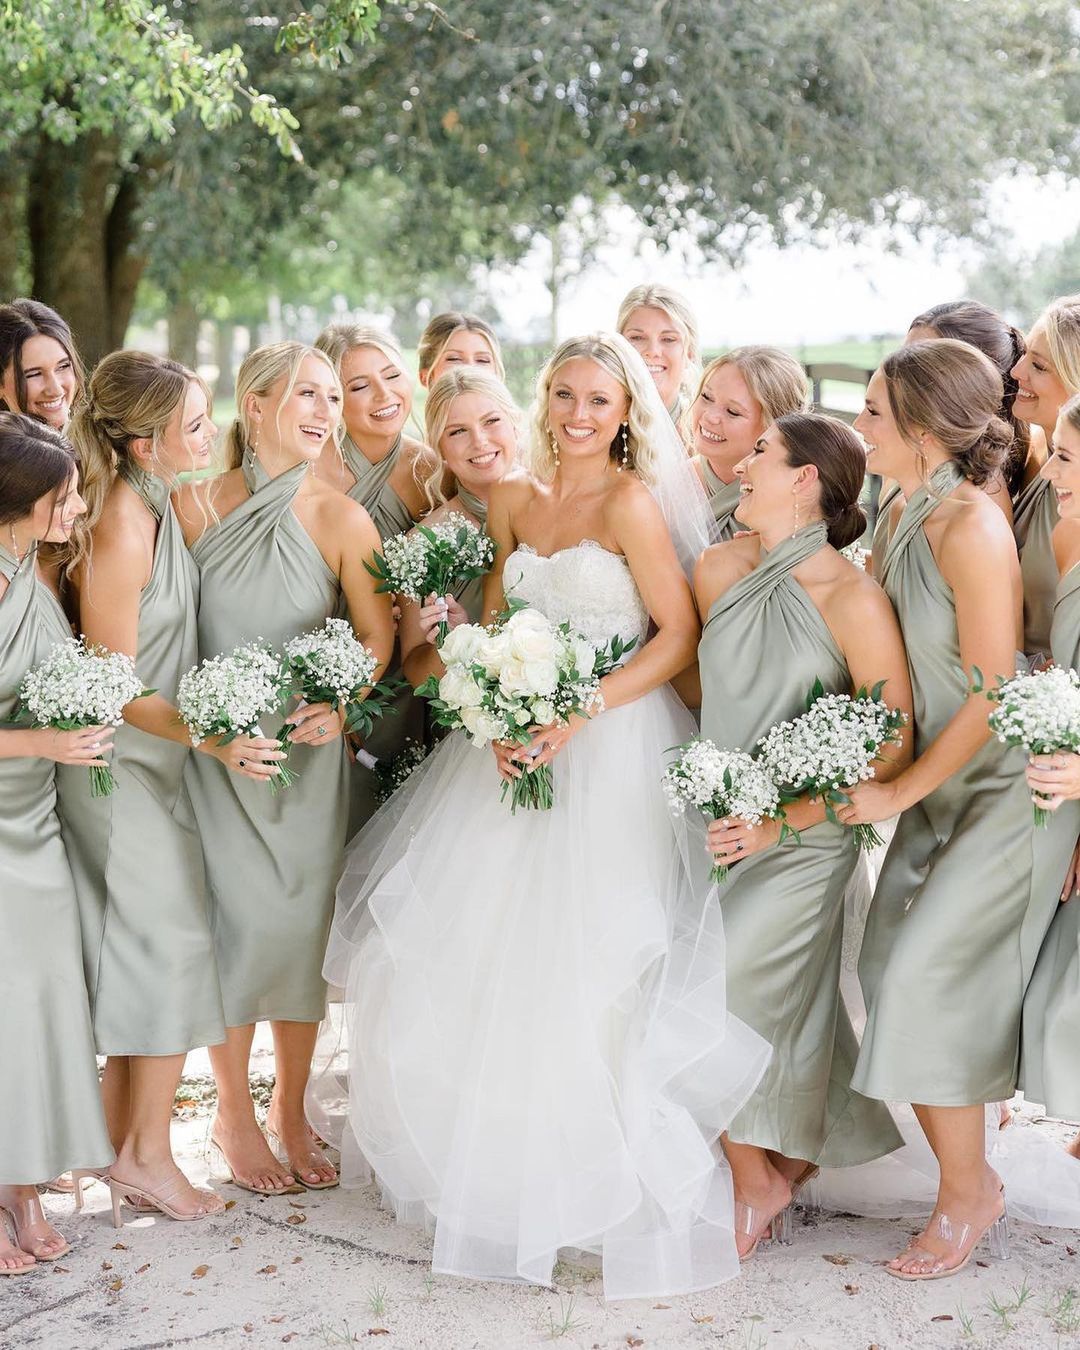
[806, 361, 881, 529]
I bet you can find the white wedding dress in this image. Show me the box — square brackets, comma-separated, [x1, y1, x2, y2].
[320, 540, 771, 1299]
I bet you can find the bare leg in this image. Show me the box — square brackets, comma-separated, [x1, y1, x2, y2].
[101, 1056, 132, 1154]
[889, 1104, 1003, 1275]
[209, 1025, 296, 1193]
[1067, 1129, 1080, 1161]
[0, 1185, 68, 1261]
[720, 1136, 792, 1258]
[265, 1020, 337, 1187]
[110, 1054, 224, 1218]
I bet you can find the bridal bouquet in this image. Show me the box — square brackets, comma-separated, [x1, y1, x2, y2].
[757, 680, 908, 850]
[12, 636, 150, 797]
[283, 617, 402, 740]
[418, 605, 635, 812]
[366, 512, 496, 642]
[662, 740, 783, 883]
[980, 664, 1080, 826]
[177, 641, 297, 791]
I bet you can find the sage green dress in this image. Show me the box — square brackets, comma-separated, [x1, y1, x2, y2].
[451, 487, 488, 623]
[341, 432, 424, 832]
[1020, 561, 1080, 1116]
[854, 462, 1044, 1105]
[56, 466, 225, 1056]
[698, 458, 744, 540]
[186, 458, 350, 1026]
[1014, 473, 1059, 661]
[870, 482, 902, 582]
[699, 522, 902, 1164]
[0, 545, 113, 1182]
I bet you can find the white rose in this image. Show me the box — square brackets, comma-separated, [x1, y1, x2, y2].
[507, 622, 561, 668]
[439, 623, 486, 666]
[498, 657, 532, 697]
[571, 637, 597, 678]
[476, 631, 510, 677]
[439, 667, 485, 709]
[521, 658, 559, 695]
[530, 699, 556, 725]
[460, 705, 506, 744]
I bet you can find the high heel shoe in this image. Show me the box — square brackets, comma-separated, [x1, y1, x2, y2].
[206, 1135, 304, 1197]
[71, 1169, 108, 1212]
[105, 1171, 225, 1228]
[265, 1128, 339, 1191]
[0, 1192, 70, 1261]
[886, 1188, 1009, 1281]
[735, 1194, 794, 1261]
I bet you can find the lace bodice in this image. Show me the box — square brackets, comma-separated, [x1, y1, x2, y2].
[503, 540, 649, 649]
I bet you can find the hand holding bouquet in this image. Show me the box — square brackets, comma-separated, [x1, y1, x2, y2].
[662, 740, 784, 882]
[978, 664, 1080, 825]
[283, 617, 403, 741]
[418, 604, 635, 812]
[366, 512, 496, 643]
[177, 641, 297, 791]
[757, 679, 908, 850]
[12, 637, 151, 797]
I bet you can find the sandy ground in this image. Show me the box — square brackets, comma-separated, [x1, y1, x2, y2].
[3, 1041, 1080, 1350]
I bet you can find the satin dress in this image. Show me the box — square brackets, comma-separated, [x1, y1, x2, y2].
[58, 465, 225, 1055]
[1014, 474, 1060, 662]
[697, 459, 744, 541]
[855, 462, 1046, 1106]
[0, 544, 113, 1182]
[699, 522, 901, 1165]
[185, 457, 350, 1026]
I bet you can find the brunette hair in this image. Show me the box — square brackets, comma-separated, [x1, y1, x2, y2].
[882, 339, 1011, 487]
[909, 300, 1028, 493]
[0, 411, 77, 527]
[774, 412, 867, 549]
[0, 299, 86, 421]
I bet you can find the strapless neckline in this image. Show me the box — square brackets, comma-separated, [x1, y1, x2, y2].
[512, 539, 628, 567]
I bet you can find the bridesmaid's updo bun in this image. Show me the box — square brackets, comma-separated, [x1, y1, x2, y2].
[882, 339, 1010, 487]
[0, 411, 76, 525]
[774, 411, 867, 550]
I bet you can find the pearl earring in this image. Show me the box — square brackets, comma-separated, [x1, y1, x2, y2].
[549, 432, 560, 467]
[791, 486, 803, 538]
[616, 422, 630, 472]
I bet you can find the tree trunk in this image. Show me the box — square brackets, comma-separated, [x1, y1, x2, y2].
[105, 161, 154, 352]
[214, 321, 236, 400]
[167, 296, 200, 367]
[0, 151, 29, 298]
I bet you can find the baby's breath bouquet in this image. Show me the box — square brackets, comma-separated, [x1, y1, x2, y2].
[283, 617, 402, 740]
[978, 664, 1080, 826]
[12, 637, 151, 796]
[418, 603, 635, 812]
[176, 641, 296, 791]
[662, 740, 784, 883]
[365, 512, 496, 642]
[757, 679, 907, 850]
[373, 739, 431, 805]
[841, 542, 870, 572]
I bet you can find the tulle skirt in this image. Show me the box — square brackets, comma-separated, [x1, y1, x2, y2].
[318, 685, 770, 1299]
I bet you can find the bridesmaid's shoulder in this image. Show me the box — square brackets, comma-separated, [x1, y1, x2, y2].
[172, 468, 245, 545]
[936, 482, 1018, 564]
[488, 473, 540, 517]
[312, 478, 380, 546]
[693, 535, 758, 609]
[826, 546, 897, 623]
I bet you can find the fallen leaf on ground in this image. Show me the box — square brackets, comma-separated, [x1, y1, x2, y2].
[135, 1264, 150, 1274]
[291, 1256, 303, 1264]
[844, 1284, 859, 1295]
[288, 1200, 306, 1209]
[52, 1266, 70, 1274]
[108, 1278, 123, 1292]
[626, 1339, 644, 1347]
[931, 1315, 953, 1322]
[285, 1213, 307, 1225]
[183, 1290, 194, 1297]
[101, 1262, 113, 1271]
[111, 1243, 128, 1251]
[243, 1326, 254, 1334]
[368, 1331, 390, 1338]
[822, 1253, 854, 1266]
[224, 1199, 237, 1210]
[258, 1265, 278, 1275]
[269, 1315, 286, 1323]
[690, 1313, 714, 1324]
[1036, 1234, 1054, 1245]
[1068, 1246, 1077, 1256]
[282, 1336, 297, 1344]
[192, 1265, 210, 1279]
[232, 1237, 243, 1247]
[652, 1303, 670, 1310]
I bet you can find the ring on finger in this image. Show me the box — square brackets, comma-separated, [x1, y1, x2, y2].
[316, 725, 327, 737]
[238, 758, 247, 767]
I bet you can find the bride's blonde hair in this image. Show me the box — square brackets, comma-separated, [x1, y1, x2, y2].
[529, 332, 665, 486]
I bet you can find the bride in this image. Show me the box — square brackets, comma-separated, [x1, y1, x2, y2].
[322, 333, 771, 1299]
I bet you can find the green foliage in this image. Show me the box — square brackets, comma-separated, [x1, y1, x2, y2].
[968, 225, 1080, 326]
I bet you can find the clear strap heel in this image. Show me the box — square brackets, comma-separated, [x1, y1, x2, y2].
[888, 1188, 1009, 1281]
[734, 1195, 795, 1260]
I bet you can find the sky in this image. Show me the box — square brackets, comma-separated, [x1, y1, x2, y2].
[485, 172, 1080, 348]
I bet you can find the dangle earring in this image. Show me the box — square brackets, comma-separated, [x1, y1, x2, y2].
[9, 523, 23, 563]
[791, 485, 803, 538]
[549, 431, 561, 468]
[616, 422, 630, 472]
[245, 421, 260, 471]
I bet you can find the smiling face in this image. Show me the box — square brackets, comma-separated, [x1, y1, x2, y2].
[732, 423, 815, 535]
[423, 329, 497, 387]
[853, 367, 914, 480]
[339, 345, 411, 444]
[546, 357, 630, 465]
[691, 362, 766, 477]
[153, 380, 217, 477]
[252, 354, 342, 463]
[2, 334, 79, 429]
[620, 306, 687, 410]
[31, 467, 86, 544]
[1012, 323, 1071, 435]
[438, 390, 516, 492]
[1043, 412, 1080, 519]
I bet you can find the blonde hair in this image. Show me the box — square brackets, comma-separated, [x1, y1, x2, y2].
[225, 341, 341, 471]
[529, 332, 667, 485]
[1039, 294, 1080, 395]
[616, 284, 701, 416]
[417, 312, 505, 381]
[315, 321, 407, 375]
[422, 368, 521, 509]
[696, 346, 809, 427]
[1059, 391, 1080, 439]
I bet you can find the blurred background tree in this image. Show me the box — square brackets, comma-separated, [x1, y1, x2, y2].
[2, 0, 1078, 365]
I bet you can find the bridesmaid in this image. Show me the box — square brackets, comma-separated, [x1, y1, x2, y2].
[1011, 295, 1080, 660]
[843, 340, 1050, 1279]
[689, 347, 808, 536]
[616, 283, 700, 428]
[313, 323, 437, 828]
[0, 414, 113, 1271]
[0, 299, 84, 429]
[1020, 393, 1080, 1144]
[400, 369, 521, 691]
[177, 342, 394, 1194]
[694, 413, 912, 1257]
[61, 353, 233, 1223]
[416, 311, 505, 388]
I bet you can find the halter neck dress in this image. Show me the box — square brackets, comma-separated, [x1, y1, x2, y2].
[697, 459, 744, 541]
[1014, 473, 1060, 661]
